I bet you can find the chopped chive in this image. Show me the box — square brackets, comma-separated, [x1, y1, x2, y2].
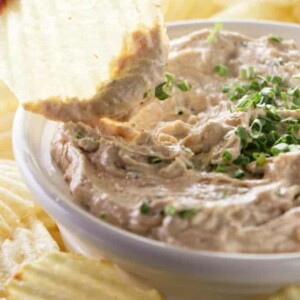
[164, 205, 177, 217]
[239, 69, 248, 80]
[234, 169, 245, 179]
[140, 201, 151, 215]
[268, 34, 283, 43]
[254, 153, 267, 166]
[236, 95, 256, 112]
[239, 66, 256, 80]
[222, 85, 230, 93]
[99, 212, 108, 220]
[236, 127, 248, 149]
[214, 163, 227, 173]
[214, 64, 228, 77]
[223, 150, 232, 163]
[148, 156, 162, 164]
[271, 143, 290, 156]
[143, 90, 152, 99]
[177, 80, 192, 92]
[249, 80, 260, 91]
[260, 87, 275, 98]
[275, 134, 297, 145]
[207, 22, 223, 44]
[250, 119, 264, 139]
[234, 154, 251, 167]
[178, 208, 197, 219]
[165, 72, 175, 85]
[280, 91, 287, 101]
[155, 82, 172, 101]
[76, 132, 85, 139]
[186, 162, 195, 170]
[270, 76, 283, 85]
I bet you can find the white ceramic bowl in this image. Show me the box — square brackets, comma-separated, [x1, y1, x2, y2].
[13, 20, 300, 300]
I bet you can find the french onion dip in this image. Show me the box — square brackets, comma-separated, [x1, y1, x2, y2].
[51, 28, 300, 253]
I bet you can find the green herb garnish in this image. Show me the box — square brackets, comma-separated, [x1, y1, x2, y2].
[76, 132, 85, 139]
[234, 169, 245, 179]
[222, 150, 232, 163]
[214, 64, 228, 77]
[214, 163, 227, 173]
[271, 143, 290, 156]
[155, 82, 171, 101]
[148, 156, 162, 164]
[207, 22, 223, 44]
[236, 127, 248, 149]
[177, 80, 192, 91]
[99, 212, 108, 220]
[140, 201, 151, 215]
[164, 205, 177, 217]
[178, 209, 197, 219]
[253, 153, 267, 166]
[186, 162, 195, 170]
[268, 34, 283, 43]
[165, 72, 175, 85]
[239, 66, 256, 80]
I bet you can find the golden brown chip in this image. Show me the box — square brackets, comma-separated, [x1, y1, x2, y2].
[5, 251, 164, 300]
[0, 218, 59, 295]
[211, 0, 297, 22]
[162, 0, 222, 21]
[0, 81, 18, 117]
[268, 286, 300, 300]
[0, 160, 61, 296]
[0, 0, 168, 123]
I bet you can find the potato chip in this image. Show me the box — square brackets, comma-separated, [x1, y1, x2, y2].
[0, 151, 13, 161]
[0, 160, 64, 247]
[0, 160, 62, 297]
[0, 160, 61, 296]
[35, 210, 65, 251]
[0, 81, 18, 117]
[0, 113, 14, 133]
[0, 218, 59, 295]
[162, 0, 222, 21]
[292, 2, 300, 23]
[268, 286, 300, 300]
[0, 0, 168, 123]
[5, 251, 164, 300]
[212, 0, 297, 23]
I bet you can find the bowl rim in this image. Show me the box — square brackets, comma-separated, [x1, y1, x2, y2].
[13, 19, 300, 282]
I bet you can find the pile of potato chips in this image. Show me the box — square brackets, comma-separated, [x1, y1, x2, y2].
[162, 0, 300, 23]
[0, 0, 300, 299]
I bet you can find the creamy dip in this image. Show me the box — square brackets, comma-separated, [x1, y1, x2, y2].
[51, 29, 300, 253]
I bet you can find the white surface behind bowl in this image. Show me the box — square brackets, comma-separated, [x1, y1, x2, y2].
[14, 21, 300, 300]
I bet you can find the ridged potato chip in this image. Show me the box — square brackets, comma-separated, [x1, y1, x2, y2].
[0, 160, 64, 248]
[212, 0, 297, 22]
[162, 0, 222, 21]
[269, 286, 300, 300]
[5, 251, 164, 300]
[0, 160, 60, 296]
[0, 81, 18, 159]
[0, 0, 168, 123]
[0, 218, 59, 295]
[0, 82, 18, 118]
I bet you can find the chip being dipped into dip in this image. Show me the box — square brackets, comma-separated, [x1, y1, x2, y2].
[0, 0, 168, 122]
[51, 25, 300, 254]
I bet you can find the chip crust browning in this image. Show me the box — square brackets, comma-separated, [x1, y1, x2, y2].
[0, 0, 169, 123]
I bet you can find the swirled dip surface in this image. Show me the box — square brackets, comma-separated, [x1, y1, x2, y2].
[52, 29, 300, 253]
